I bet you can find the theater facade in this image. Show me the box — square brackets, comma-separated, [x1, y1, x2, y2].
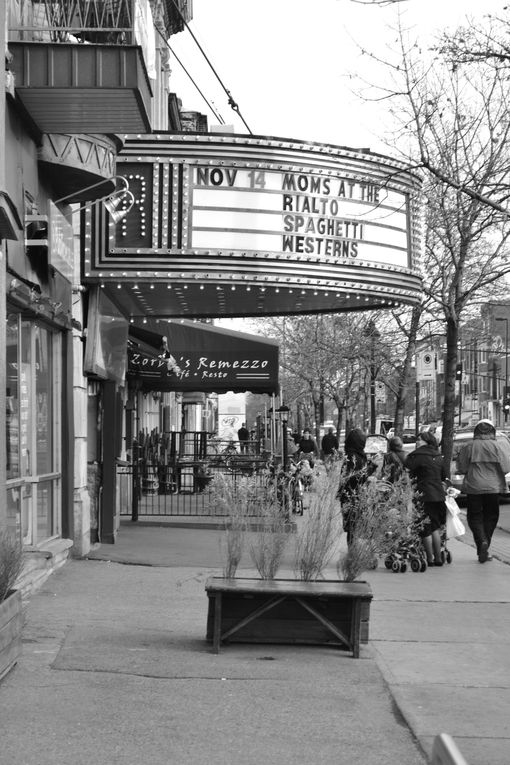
[83, 132, 423, 320]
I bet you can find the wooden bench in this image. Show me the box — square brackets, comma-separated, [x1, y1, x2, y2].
[205, 577, 372, 657]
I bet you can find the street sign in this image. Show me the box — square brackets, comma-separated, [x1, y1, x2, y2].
[375, 381, 386, 403]
[416, 351, 436, 381]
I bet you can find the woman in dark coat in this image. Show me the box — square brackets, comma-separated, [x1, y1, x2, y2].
[338, 428, 370, 545]
[405, 430, 447, 566]
[382, 436, 407, 483]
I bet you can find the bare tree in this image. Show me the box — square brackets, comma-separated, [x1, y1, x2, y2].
[257, 310, 416, 440]
[377, 22, 510, 467]
[438, 11, 510, 69]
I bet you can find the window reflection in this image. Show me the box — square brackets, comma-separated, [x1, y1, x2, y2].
[6, 316, 19, 479]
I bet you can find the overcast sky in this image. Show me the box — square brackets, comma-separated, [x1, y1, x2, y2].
[170, 0, 504, 153]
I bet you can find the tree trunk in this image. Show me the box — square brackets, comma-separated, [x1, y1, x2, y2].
[394, 305, 422, 436]
[313, 397, 321, 444]
[441, 318, 459, 476]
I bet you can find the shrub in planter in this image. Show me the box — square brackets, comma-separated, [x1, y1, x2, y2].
[248, 495, 289, 579]
[0, 529, 25, 680]
[337, 471, 421, 582]
[294, 463, 343, 581]
[206, 465, 374, 655]
[209, 472, 271, 578]
[0, 528, 24, 604]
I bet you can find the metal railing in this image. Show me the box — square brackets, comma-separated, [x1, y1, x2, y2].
[8, 0, 191, 43]
[117, 456, 274, 519]
[9, 0, 137, 43]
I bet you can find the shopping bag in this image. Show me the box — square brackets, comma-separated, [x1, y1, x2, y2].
[445, 494, 461, 515]
[445, 496, 465, 538]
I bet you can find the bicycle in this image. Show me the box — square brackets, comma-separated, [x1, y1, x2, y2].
[288, 472, 304, 515]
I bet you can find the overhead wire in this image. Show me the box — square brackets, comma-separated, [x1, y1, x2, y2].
[157, 28, 225, 125]
[167, 0, 253, 134]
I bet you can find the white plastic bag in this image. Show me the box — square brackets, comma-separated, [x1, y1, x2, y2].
[445, 495, 465, 538]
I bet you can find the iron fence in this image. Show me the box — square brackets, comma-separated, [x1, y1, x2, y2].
[117, 457, 273, 519]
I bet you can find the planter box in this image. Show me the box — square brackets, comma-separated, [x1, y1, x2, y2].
[0, 590, 23, 681]
[205, 577, 372, 657]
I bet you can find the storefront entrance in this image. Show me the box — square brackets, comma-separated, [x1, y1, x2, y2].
[5, 311, 62, 545]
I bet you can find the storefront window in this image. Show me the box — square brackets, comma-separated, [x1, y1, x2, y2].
[5, 312, 62, 545]
[6, 487, 21, 540]
[35, 326, 52, 475]
[37, 481, 53, 541]
[6, 315, 19, 479]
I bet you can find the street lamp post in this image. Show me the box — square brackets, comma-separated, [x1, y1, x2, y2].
[365, 320, 380, 433]
[496, 318, 509, 423]
[268, 404, 290, 472]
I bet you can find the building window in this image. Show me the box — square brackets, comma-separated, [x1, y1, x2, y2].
[6, 312, 62, 545]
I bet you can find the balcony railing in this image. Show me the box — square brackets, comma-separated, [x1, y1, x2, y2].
[8, 0, 192, 44]
[9, 0, 137, 45]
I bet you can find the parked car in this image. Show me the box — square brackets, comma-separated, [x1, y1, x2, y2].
[450, 429, 510, 499]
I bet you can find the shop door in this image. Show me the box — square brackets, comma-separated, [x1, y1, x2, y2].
[6, 315, 62, 545]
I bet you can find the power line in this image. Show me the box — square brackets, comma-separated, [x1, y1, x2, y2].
[168, 0, 253, 133]
[159, 29, 225, 125]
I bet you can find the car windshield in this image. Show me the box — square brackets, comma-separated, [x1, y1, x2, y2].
[365, 435, 387, 454]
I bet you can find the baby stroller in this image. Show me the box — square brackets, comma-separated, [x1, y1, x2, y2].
[384, 532, 428, 573]
[382, 495, 428, 573]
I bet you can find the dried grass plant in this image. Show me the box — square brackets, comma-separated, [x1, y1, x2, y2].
[337, 472, 421, 582]
[0, 528, 24, 603]
[209, 473, 254, 578]
[248, 494, 289, 579]
[294, 464, 343, 581]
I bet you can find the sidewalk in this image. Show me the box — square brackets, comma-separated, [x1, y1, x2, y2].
[1, 518, 509, 765]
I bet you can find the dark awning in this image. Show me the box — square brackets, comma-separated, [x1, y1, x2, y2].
[128, 319, 279, 395]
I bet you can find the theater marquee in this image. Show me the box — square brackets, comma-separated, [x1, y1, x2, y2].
[82, 133, 422, 319]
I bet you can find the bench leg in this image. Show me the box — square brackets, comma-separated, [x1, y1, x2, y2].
[212, 593, 222, 654]
[351, 598, 361, 658]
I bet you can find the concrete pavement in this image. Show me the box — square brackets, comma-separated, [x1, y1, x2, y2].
[1, 511, 510, 764]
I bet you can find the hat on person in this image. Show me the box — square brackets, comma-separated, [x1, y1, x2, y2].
[418, 430, 437, 448]
[474, 419, 496, 437]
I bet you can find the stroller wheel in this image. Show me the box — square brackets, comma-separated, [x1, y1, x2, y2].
[384, 557, 393, 569]
[400, 562, 408, 573]
[446, 549, 452, 564]
[420, 561, 427, 572]
[391, 560, 401, 573]
[410, 558, 421, 573]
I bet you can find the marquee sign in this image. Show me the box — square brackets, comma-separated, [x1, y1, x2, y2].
[82, 133, 423, 319]
[190, 167, 408, 267]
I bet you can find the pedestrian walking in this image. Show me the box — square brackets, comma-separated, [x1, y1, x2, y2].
[321, 427, 339, 459]
[405, 430, 447, 567]
[456, 419, 510, 563]
[237, 422, 250, 454]
[382, 436, 407, 483]
[297, 429, 319, 467]
[337, 427, 370, 546]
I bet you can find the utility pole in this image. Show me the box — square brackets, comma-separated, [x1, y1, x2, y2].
[365, 320, 380, 433]
[496, 318, 509, 423]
